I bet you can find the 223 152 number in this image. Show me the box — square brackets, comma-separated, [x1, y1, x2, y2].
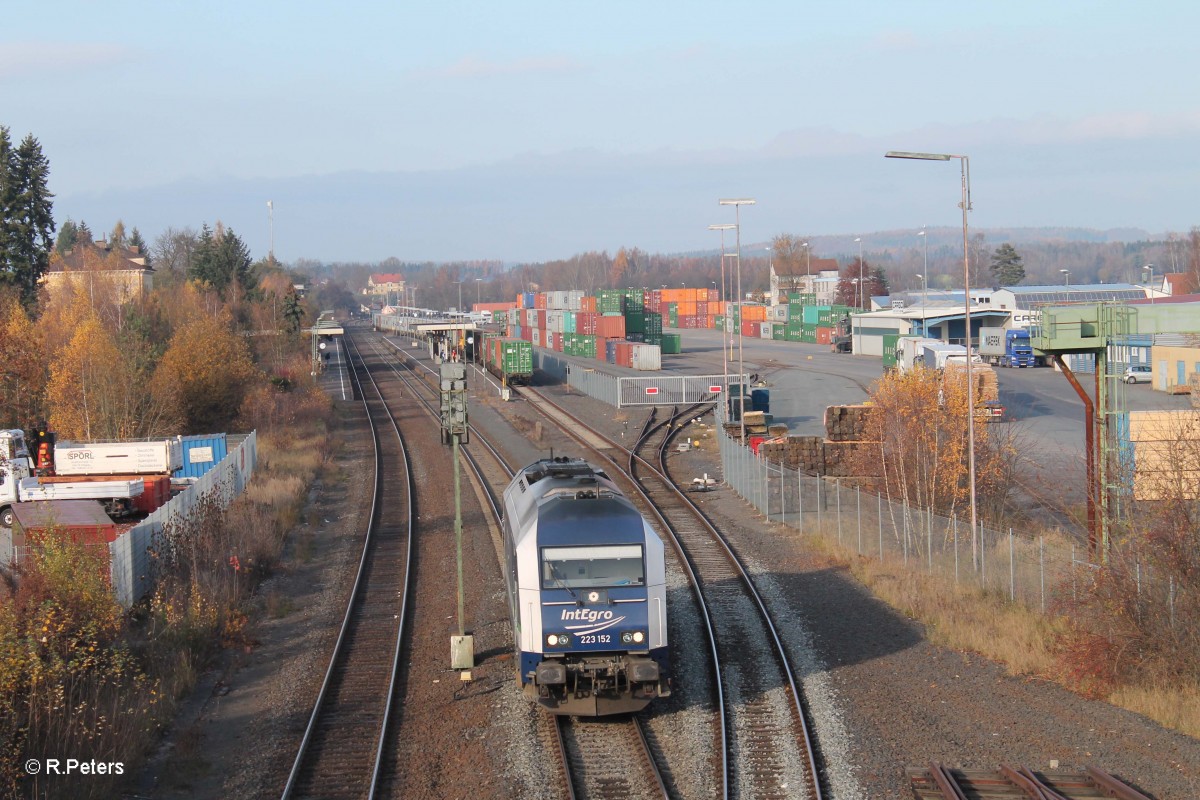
[578, 634, 611, 644]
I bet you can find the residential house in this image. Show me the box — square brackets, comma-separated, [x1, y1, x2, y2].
[43, 239, 154, 301]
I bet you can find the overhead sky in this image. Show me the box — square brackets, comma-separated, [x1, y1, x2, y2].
[7, 2, 1200, 263]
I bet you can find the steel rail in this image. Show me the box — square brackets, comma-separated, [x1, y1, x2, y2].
[281, 331, 415, 800]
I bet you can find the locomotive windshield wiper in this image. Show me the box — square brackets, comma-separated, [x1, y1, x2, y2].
[548, 562, 582, 606]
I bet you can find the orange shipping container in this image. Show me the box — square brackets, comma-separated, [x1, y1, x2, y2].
[535, 293, 547, 309]
[816, 327, 833, 345]
[676, 301, 698, 317]
[596, 315, 626, 338]
[742, 305, 767, 322]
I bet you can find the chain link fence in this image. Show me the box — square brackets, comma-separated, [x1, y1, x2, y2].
[715, 411, 1091, 612]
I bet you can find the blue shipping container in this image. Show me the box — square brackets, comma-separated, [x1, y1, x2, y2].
[175, 433, 228, 479]
[606, 339, 619, 364]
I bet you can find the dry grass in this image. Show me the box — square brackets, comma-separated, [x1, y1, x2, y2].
[802, 526, 1200, 736]
[812, 534, 1064, 677]
[1111, 682, 1200, 739]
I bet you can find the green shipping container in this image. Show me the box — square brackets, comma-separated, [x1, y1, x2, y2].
[498, 338, 533, 376]
[772, 324, 786, 341]
[714, 315, 726, 331]
[597, 290, 624, 314]
[625, 310, 647, 334]
[786, 328, 804, 342]
[882, 333, 900, 369]
[661, 333, 682, 354]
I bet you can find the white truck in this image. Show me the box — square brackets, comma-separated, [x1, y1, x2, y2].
[1, 430, 145, 528]
[895, 337, 941, 372]
[920, 342, 983, 371]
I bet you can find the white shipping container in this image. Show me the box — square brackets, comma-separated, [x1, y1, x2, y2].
[770, 305, 788, 321]
[567, 290, 585, 311]
[545, 310, 566, 333]
[760, 322, 773, 339]
[630, 343, 662, 371]
[54, 438, 183, 476]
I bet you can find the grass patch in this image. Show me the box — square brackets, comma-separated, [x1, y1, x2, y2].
[264, 589, 296, 619]
[1111, 682, 1200, 739]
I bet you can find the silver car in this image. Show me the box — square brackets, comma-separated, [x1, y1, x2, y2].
[1124, 365, 1152, 384]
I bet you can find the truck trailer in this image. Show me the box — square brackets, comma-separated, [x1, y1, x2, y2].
[979, 326, 1036, 368]
[1, 430, 145, 528]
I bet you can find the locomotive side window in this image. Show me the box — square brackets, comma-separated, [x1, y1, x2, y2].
[541, 545, 644, 588]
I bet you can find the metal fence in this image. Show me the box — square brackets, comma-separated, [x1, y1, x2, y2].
[715, 413, 1083, 611]
[536, 350, 745, 409]
[109, 431, 258, 608]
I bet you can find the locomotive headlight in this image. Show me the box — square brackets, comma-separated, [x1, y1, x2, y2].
[546, 633, 570, 647]
[621, 630, 647, 645]
[632, 630, 645, 644]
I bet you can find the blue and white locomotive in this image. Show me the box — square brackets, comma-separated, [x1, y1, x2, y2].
[502, 457, 670, 716]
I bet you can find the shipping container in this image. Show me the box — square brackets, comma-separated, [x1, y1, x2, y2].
[816, 327, 833, 345]
[55, 438, 183, 476]
[596, 314, 626, 339]
[741, 320, 758, 337]
[175, 434, 228, 480]
[661, 333, 682, 354]
[882, 333, 900, 369]
[11, 499, 118, 563]
[630, 343, 661, 371]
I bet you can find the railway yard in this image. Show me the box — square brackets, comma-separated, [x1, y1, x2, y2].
[133, 322, 1200, 800]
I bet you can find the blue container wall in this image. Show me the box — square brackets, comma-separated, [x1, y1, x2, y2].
[175, 433, 228, 479]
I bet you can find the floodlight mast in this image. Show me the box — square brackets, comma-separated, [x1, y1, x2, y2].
[885, 150, 977, 541]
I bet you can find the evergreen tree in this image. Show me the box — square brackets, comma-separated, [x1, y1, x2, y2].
[77, 220, 93, 242]
[989, 243, 1025, 286]
[128, 227, 150, 265]
[282, 287, 304, 333]
[4, 133, 56, 308]
[0, 127, 14, 288]
[55, 218, 78, 253]
[189, 222, 256, 294]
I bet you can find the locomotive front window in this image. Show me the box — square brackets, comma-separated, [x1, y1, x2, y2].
[541, 545, 644, 588]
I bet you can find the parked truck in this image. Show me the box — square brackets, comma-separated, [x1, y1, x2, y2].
[979, 326, 1036, 368]
[919, 342, 983, 371]
[1, 430, 144, 528]
[894, 336, 941, 372]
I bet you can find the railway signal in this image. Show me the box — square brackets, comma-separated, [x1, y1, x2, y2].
[440, 362, 473, 671]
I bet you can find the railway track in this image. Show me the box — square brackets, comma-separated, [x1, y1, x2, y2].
[281, 335, 415, 799]
[518, 387, 824, 800]
[366, 331, 673, 800]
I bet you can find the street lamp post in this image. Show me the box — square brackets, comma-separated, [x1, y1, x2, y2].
[851, 278, 860, 312]
[1061, 269, 1070, 288]
[1143, 264, 1155, 304]
[708, 223, 737, 394]
[801, 240, 811, 296]
[854, 237, 863, 308]
[918, 226, 928, 287]
[475, 277, 482, 308]
[885, 149, 977, 540]
[266, 200, 274, 263]
[719, 198, 756, 442]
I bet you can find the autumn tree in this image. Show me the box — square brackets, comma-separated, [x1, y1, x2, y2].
[989, 243, 1025, 286]
[44, 311, 163, 438]
[835, 258, 888, 308]
[853, 366, 1015, 518]
[0, 297, 47, 429]
[152, 313, 260, 433]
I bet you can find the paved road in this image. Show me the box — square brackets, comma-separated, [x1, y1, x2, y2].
[666, 328, 1191, 490]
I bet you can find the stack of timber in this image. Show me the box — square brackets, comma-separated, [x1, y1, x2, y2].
[824, 404, 877, 441]
[742, 410, 771, 436]
[758, 436, 825, 473]
[943, 362, 1000, 403]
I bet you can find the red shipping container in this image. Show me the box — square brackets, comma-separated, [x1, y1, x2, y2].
[552, 332, 563, 351]
[135, 475, 170, 514]
[696, 301, 709, 316]
[816, 327, 833, 345]
[535, 293, 547, 309]
[596, 315, 626, 338]
[576, 311, 598, 335]
[11, 499, 119, 565]
[595, 335, 607, 360]
[616, 341, 633, 368]
[536, 310, 547, 329]
[741, 321, 758, 337]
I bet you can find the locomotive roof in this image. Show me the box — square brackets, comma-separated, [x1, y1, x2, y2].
[537, 497, 646, 547]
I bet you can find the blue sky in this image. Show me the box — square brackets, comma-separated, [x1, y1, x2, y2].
[5, 2, 1200, 262]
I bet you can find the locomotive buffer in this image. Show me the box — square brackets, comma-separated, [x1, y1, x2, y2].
[440, 362, 474, 672]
